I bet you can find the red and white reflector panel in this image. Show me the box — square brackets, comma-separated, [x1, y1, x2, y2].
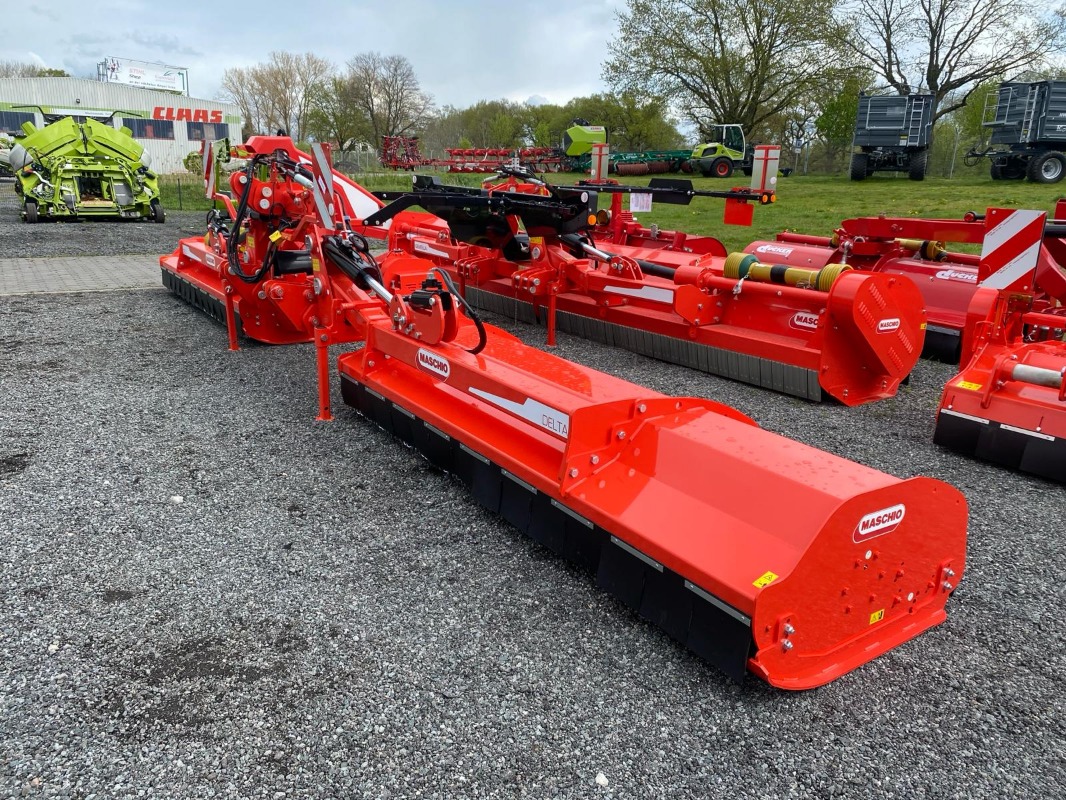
[979, 208, 1046, 290]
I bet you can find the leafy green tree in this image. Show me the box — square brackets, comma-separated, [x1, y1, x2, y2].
[603, 0, 851, 136]
[814, 74, 875, 165]
[305, 76, 375, 159]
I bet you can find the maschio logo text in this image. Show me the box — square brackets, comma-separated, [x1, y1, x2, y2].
[417, 349, 450, 380]
[854, 504, 906, 543]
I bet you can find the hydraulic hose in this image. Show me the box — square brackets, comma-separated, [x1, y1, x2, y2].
[430, 267, 487, 355]
[559, 233, 677, 279]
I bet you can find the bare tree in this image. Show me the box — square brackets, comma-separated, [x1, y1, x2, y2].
[220, 52, 334, 141]
[345, 53, 434, 147]
[0, 60, 69, 78]
[842, 0, 1066, 119]
[603, 0, 853, 137]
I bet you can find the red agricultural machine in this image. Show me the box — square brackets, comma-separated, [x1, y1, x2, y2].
[746, 207, 1066, 363]
[932, 211, 1066, 482]
[573, 189, 1066, 481]
[366, 152, 927, 406]
[160, 135, 968, 689]
[380, 136, 564, 173]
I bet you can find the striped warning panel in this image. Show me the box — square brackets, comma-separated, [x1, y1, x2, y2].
[979, 209, 1046, 290]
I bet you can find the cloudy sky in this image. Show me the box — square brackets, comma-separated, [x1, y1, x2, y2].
[4, 0, 625, 107]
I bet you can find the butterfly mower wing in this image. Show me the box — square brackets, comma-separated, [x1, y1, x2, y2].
[159, 137, 968, 689]
[363, 170, 925, 406]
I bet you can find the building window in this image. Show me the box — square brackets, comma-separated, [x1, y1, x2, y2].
[124, 119, 175, 140]
[186, 121, 230, 141]
[0, 110, 34, 134]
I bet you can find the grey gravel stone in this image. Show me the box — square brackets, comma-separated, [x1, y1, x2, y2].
[0, 176, 1064, 798]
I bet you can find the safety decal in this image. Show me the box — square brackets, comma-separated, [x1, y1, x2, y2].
[753, 571, 779, 588]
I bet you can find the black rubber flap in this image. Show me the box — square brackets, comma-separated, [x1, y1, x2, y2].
[935, 410, 1066, 483]
[339, 373, 754, 681]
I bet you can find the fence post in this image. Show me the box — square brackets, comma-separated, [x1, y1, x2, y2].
[177, 179, 183, 210]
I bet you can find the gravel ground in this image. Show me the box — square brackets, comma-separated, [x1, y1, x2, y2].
[1, 181, 1064, 799]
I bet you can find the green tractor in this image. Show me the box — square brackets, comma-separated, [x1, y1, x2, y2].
[688, 124, 755, 178]
[7, 110, 164, 223]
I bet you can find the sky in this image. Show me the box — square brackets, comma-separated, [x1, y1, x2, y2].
[4, 0, 625, 108]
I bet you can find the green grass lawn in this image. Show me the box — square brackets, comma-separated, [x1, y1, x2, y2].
[160, 169, 1065, 254]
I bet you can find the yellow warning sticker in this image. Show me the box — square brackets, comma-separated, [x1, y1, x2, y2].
[269, 230, 283, 243]
[956, 380, 982, 391]
[869, 609, 885, 625]
[753, 571, 779, 588]
[919, 322, 927, 329]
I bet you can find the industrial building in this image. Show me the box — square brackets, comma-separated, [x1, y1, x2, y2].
[0, 78, 242, 173]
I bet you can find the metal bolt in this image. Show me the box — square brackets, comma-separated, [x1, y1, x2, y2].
[637, 403, 647, 414]
[569, 468, 579, 478]
[320, 334, 328, 342]
[616, 431, 626, 440]
[943, 581, 954, 592]
[944, 568, 955, 578]
[781, 640, 794, 651]
[257, 290, 266, 300]
[590, 455, 600, 465]
[783, 624, 795, 636]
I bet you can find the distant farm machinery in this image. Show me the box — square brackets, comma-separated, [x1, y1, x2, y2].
[7, 109, 163, 223]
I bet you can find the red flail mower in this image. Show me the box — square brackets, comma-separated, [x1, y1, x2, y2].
[933, 211, 1066, 482]
[369, 154, 927, 406]
[160, 137, 967, 689]
[747, 205, 1066, 482]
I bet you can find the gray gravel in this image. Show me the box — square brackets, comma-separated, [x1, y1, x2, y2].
[1, 181, 1064, 799]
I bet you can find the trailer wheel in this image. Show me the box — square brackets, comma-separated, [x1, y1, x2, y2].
[151, 200, 166, 224]
[23, 199, 38, 224]
[710, 157, 734, 178]
[990, 163, 1004, 180]
[1004, 159, 1026, 179]
[850, 153, 868, 181]
[908, 151, 928, 181]
[1027, 151, 1066, 183]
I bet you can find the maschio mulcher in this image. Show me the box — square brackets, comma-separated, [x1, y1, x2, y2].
[160, 136, 968, 689]
[364, 163, 927, 406]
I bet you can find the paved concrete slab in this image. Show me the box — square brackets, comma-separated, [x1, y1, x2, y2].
[0, 254, 161, 296]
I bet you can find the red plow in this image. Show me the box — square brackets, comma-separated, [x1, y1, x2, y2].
[158, 136, 969, 688]
[380, 135, 564, 173]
